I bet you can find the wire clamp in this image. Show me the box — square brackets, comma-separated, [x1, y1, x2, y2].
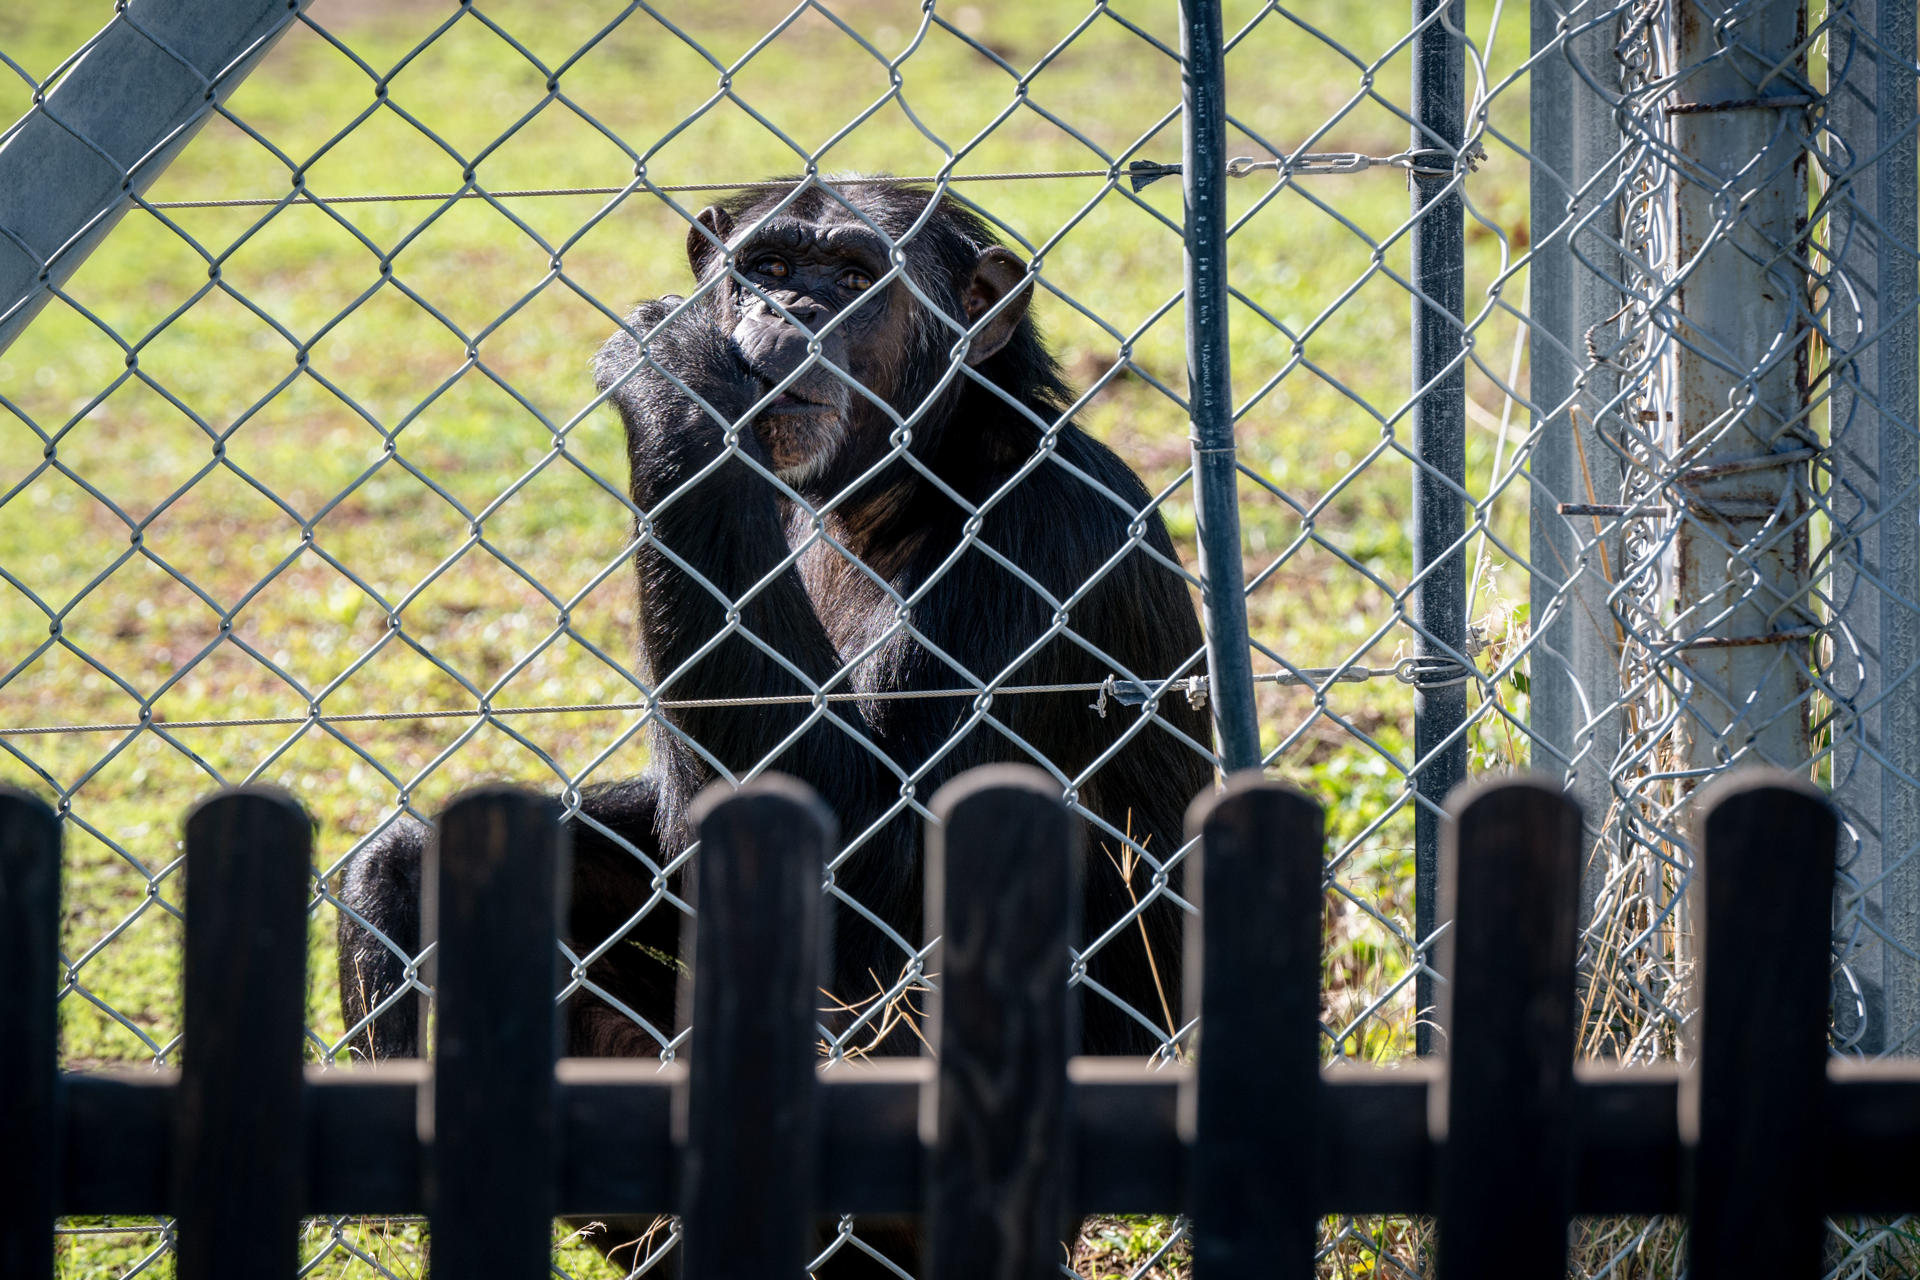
[1090, 675, 1115, 718]
[1394, 655, 1476, 689]
[1184, 674, 1210, 710]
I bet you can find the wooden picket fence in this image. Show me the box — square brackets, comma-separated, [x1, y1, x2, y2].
[1, 765, 1915, 1279]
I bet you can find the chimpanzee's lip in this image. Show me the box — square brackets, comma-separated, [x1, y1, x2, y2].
[759, 390, 827, 415]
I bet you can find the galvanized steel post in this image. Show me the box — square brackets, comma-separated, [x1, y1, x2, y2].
[1181, 0, 1261, 773]
[1669, 0, 1814, 775]
[1528, 5, 1627, 933]
[1410, 0, 1469, 1054]
[0, 0, 307, 354]
[1829, 0, 1920, 1054]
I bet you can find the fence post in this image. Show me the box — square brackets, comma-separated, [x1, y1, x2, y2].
[1433, 777, 1582, 1276]
[171, 789, 311, 1280]
[1183, 776, 1323, 1279]
[1683, 772, 1835, 1278]
[0, 789, 59, 1279]
[1410, 0, 1469, 1057]
[423, 787, 567, 1278]
[1180, 0, 1261, 773]
[925, 765, 1077, 1280]
[1828, 0, 1920, 1055]
[1669, 0, 1814, 774]
[678, 777, 832, 1279]
[0, 0, 308, 353]
[1527, 0, 1627, 930]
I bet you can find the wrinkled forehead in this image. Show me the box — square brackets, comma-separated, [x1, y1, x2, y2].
[731, 215, 894, 270]
[729, 188, 951, 256]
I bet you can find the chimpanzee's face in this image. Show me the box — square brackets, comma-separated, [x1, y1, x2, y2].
[691, 202, 907, 483]
[687, 193, 1030, 488]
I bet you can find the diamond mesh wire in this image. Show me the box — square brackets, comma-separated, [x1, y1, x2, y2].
[2, 0, 1918, 1277]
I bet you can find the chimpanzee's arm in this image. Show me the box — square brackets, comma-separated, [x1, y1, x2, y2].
[335, 776, 680, 1062]
[594, 299, 886, 845]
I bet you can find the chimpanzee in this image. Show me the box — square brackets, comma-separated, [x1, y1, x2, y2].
[335, 177, 1215, 1265]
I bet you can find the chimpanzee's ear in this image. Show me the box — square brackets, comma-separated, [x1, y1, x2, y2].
[960, 246, 1032, 366]
[686, 205, 736, 280]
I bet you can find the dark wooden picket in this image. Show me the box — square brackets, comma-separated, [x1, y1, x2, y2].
[172, 789, 311, 1280]
[1433, 778, 1582, 1276]
[425, 788, 567, 1280]
[0, 787, 58, 1280]
[680, 777, 832, 1278]
[0, 765, 1904, 1279]
[1184, 773, 1323, 1277]
[1685, 773, 1836, 1280]
[925, 766, 1076, 1280]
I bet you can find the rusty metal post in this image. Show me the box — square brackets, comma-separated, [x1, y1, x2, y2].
[1669, 0, 1815, 775]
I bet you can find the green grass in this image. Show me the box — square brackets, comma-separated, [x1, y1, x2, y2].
[4, 0, 1543, 1275]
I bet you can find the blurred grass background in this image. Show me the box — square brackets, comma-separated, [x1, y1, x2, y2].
[1, 0, 1537, 1274]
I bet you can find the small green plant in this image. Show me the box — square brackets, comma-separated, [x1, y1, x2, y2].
[1072, 1215, 1191, 1280]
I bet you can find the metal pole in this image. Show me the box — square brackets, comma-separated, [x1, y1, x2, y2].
[1411, 0, 1468, 1055]
[1529, 4, 1627, 935]
[1669, 0, 1813, 775]
[1181, 0, 1261, 774]
[1829, 0, 1920, 1055]
[0, 0, 307, 354]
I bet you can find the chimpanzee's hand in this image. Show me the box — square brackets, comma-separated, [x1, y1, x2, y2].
[593, 295, 767, 477]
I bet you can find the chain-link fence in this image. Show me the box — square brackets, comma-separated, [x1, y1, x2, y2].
[3, 0, 1917, 1275]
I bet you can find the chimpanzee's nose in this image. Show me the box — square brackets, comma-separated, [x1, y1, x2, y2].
[781, 299, 828, 333]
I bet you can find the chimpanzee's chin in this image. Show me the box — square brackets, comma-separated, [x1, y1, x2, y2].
[754, 414, 843, 486]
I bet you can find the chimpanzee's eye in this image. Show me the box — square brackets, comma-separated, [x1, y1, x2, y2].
[842, 270, 874, 291]
[754, 257, 790, 279]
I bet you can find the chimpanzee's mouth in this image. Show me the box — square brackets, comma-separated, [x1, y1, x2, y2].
[758, 389, 828, 415]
